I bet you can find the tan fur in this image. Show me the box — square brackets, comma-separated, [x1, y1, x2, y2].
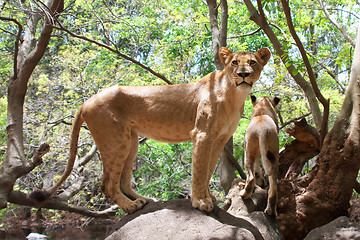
[30, 47, 271, 213]
[240, 95, 280, 217]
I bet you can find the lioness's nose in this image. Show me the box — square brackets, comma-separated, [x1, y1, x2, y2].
[238, 72, 250, 78]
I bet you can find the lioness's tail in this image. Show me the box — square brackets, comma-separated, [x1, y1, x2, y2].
[27, 109, 85, 202]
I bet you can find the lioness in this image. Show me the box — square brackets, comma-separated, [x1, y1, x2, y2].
[29, 47, 271, 213]
[240, 95, 280, 217]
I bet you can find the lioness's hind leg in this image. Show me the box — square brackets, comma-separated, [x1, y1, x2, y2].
[240, 152, 258, 199]
[120, 130, 153, 203]
[103, 149, 147, 213]
[94, 127, 146, 213]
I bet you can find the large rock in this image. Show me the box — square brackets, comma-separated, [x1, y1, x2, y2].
[106, 199, 283, 240]
[304, 216, 360, 240]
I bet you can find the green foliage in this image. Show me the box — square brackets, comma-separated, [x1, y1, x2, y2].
[135, 140, 193, 200]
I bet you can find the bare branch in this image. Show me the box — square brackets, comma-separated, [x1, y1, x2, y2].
[243, 0, 323, 129]
[59, 144, 97, 200]
[0, 16, 23, 80]
[318, 0, 356, 47]
[78, 144, 97, 167]
[224, 147, 246, 179]
[10, 190, 116, 218]
[206, 0, 223, 70]
[280, 112, 312, 130]
[316, 60, 346, 93]
[220, 0, 228, 48]
[228, 28, 261, 39]
[280, 0, 329, 146]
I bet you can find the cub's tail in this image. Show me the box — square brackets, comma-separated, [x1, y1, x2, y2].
[27, 109, 85, 203]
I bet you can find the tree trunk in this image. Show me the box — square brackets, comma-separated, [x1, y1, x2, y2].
[277, 24, 360, 240]
[206, 0, 236, 193]
[0, 0, 63, 209]
[223, 10, 360, 240]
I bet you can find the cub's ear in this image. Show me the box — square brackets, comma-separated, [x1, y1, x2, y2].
[250, 95, 257, 103]
[219, 47, 233, 66]
[273, 97, 281, 106]
[255, 48, 271, 66]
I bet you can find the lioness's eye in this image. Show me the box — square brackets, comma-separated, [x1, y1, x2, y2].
[231, 60, 238, 65]
[250, 60, 257, 65]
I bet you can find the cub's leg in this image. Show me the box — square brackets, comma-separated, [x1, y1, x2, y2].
[254, 159, 266, 188]
[240, 149, 259, 199]
[262, 148, 279, 217]
[191, 132, 214, 212]
[120, 130, 153, 203]
[265, 173, 278, 217]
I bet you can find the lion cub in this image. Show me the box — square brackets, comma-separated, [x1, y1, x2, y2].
[240, 95, 280, 217]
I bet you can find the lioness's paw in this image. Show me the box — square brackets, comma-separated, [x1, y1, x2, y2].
[123, 198, 147, 213]
[239, 189, 252, 199]
[210, 193, 217, 203]
[191, 197, 213, 212]
[264, 206, 277, 217]
[143, 196, 155, 203]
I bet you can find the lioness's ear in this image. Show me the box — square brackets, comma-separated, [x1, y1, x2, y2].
[255, 48, 271, 66]
[273, 97, 281, 106]
[219, 47, 233, 66]
[250, 95, 257, 103]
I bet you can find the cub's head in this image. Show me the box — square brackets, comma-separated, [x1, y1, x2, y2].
[250, 95, 280, 120]
[251, 95, 280, 109]
[219, 47, 271, 87]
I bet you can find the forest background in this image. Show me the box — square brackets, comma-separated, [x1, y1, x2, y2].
[0, 0, 359, 236]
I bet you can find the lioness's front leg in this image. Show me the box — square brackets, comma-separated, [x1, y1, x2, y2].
[191, 131, 214, 212]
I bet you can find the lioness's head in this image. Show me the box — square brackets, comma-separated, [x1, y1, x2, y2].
[219, 47, 271, 87]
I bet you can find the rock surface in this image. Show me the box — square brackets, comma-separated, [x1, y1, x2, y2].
[106, 199, 283, 240]
[304, 216, 360, 240]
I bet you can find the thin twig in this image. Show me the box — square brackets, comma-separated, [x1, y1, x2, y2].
[228, 28, 261, 39]
[280, 112, 311, 130]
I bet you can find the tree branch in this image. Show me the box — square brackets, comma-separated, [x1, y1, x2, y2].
[220, 0, 228, 48]
[10, 190, 116, 218]
[58, 144, 97, 201]
[280, 0, 329, 146]
[318, 0, 356, 47]
[280, 112, 311, 130]
[280, 1, 329, 145]
[37, 1, 172, 85]
[228, 28, 261, 39]
[0, 16, 23, 80]
[314, 57, 346, 93]
[224, 147, 246, 179]
[243, 0, 323, 129]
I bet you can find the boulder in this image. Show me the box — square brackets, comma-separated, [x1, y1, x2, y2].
[304, 216, 360, 240]
[106, 199, 283, 240]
